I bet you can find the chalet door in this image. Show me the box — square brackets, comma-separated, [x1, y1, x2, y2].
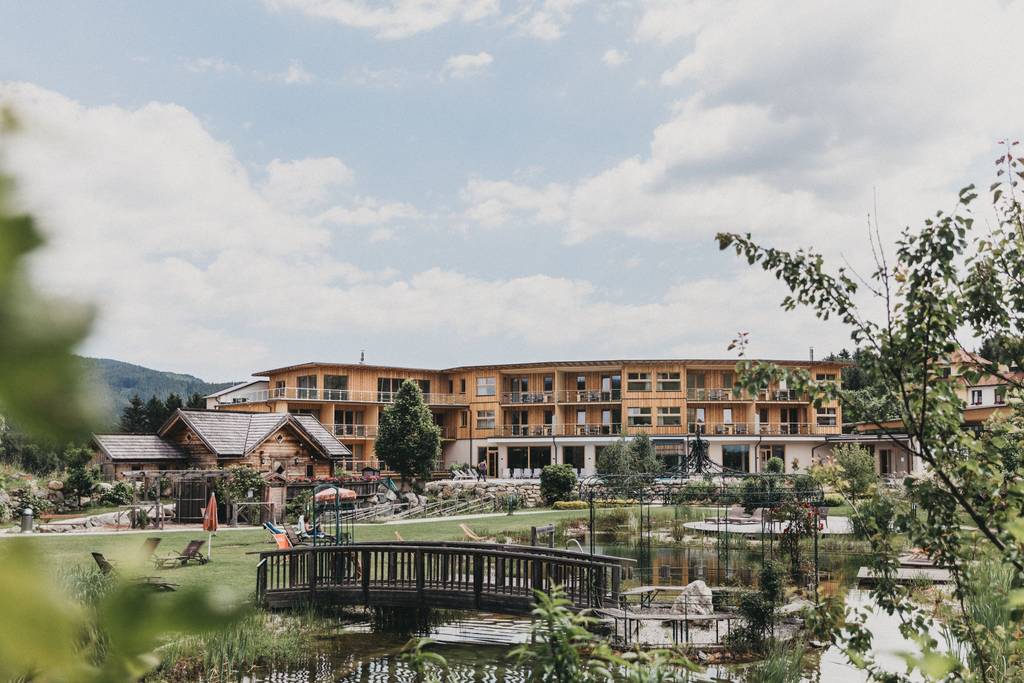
[265, 485, 286, 523]
[487, 448, 499, 477]
[879, 449, 892, 475]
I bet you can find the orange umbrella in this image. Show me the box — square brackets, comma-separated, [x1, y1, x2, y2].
[202, 492, 218, 559]
[314, 486, 356, 503]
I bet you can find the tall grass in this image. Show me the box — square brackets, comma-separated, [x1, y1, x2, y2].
[741, 641, 805, 683]
[153, 610, 318, 682]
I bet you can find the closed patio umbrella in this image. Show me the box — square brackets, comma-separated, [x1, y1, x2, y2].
[202, 492, 218, 559]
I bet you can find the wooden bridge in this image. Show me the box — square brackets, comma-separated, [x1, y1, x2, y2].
[256, 541, 633, 615]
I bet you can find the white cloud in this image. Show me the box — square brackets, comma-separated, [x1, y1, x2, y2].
[601, 48, 629, 67]
[280, 59, 314, 84]
[461, 177, 568, 227]
[441, 52, 494, 80]
[514, 0, 584, 41]
[261, 157, 354, 211]
[0, 82, 847, 379]
[465, 0, 1024, 256]
[263, 0, 499, 39]
[183, 57, 242, 74]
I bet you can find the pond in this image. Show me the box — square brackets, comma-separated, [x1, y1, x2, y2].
[237, 540, 937, 682]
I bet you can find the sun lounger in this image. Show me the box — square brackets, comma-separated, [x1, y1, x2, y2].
[460, 523, 494, 543]
[502, 469, 511, 479]
[141, 537, 162, 562]
[91, 552, 177, 591]
[394, 531, 405, 541]
[154, 539, 208, 568]
[272, 533, 292, 550]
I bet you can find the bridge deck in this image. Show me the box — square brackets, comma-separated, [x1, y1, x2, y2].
[256, 541, 633, 615]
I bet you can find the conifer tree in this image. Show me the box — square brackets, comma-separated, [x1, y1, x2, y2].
[375, 380, 441, 482]
[119, 394, 146, 433]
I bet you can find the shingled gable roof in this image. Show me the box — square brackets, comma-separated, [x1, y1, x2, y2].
[158, 410, 350, 459]
[93, 434, 185, 461]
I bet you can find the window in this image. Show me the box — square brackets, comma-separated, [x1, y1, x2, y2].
[296, 374, 317, 399]
[324, 374, 348, 400]
[273, 380, 285, 397]
[477, 376, 496, 396]
[627, 372, 651, 391]
[508, 447, 529, 470]
[305, 464, 315, 478]
[289, 408, 316, 417]
[544, 410, 554, 426]
[476, 410, 495, 429]
[815, 373, 837, 382]
[543, 375, 553, 392]
[657, 407, 681, 426]
[377, 377, 405, 402]
[687, 407, 706, 433]
[723, 408, 733, 424]
[657, 372, 681, 391]
[448, 379, 454, 393]
[816, 408, 837, 426]
[577, 409, 586, 425]
[720, 371, 734, 389]
[601, 374, 622, 400]
[416, 379, 431, 395]
[460, 378, 466, 393]
[970, 389, 983, 405]
[627, 407, 652, 426]
[460, 411, 468, 428]
[687, 371, 706, 388]
[576, 375, 587, 390]
[563, 446, 585, 469]
[722, 445, 750, 472]
[759, 444, 785, 470]
[995, 387, 1007, 405]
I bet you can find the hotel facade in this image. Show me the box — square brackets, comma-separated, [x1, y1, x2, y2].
[207, 358, 892, 476]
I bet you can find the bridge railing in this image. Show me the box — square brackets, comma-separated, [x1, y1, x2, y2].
[256, 541, 630, 613]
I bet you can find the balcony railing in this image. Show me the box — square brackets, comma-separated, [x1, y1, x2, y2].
[686, 387, 740, 401]
[231, 387, 468, 406]
[330, 424, 378, 438]
[757, 389, 804, 402]
[501, 391, 555, 405]
[557, 390, 622, 403]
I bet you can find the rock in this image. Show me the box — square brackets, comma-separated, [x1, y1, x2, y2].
[671, 580, 713, 616]
[384, 489, 398, 502]
[402, 492, 419, 505]
[47, 480, 64, 491]
[95, 482, 114, 493]
[779, 597, 812, 616]
[417, 495, 428, 507]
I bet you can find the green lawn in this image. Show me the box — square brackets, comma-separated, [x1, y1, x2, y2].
[4, 509, 593, 602]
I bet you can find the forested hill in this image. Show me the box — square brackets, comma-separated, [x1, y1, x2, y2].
[82, 357, 236, 419]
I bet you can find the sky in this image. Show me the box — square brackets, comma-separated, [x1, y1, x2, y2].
[1, 1, 1022, 381]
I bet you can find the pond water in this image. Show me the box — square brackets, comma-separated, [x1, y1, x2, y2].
[240, 539, 937, 682]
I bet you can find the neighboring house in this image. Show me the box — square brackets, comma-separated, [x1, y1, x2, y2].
[92, 409, 351, 479]
[204, 379, 269, 410]
[211, 358, 848, 476]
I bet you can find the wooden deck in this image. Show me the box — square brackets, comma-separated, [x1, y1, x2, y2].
[256, 541, 633, 615]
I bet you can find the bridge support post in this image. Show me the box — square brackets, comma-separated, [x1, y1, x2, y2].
[531, 558, 544, 595]
[309, 548, 318, 603]
[611, 565, 622, 607]
[473, 554, 484, 610]
[361, 549, 370, 604]
[416, 549, 425, 602]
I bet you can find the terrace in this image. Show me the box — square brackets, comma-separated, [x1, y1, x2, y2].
[226, 386, 469, 406]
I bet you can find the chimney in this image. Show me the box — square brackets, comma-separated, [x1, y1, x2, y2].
[360, 350, 365, 364]
[809, 347, 815, 362]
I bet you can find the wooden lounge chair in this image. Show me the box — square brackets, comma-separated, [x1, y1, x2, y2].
[725, 505, 754, 524]
[91, 552, 177, 591]
[141, 537, 162, 562]
[154, 539, 208, 568]
[285, 527, 307, 547]
[272, 533, 292, 550]
[394, 530, 405, 542]
[460, 523, 494, 543]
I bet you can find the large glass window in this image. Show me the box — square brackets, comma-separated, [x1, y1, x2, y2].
[601, 374, 622, 400]
[627, 372, 651, 391]
[576, 375, 587, 390]
[476, 376, 496, 396]
[562, 446, 585, 469]
[416, 379, 431, 395]
[970, 389, 982, 405]
[627, 407, 652, 426]
[297, 375, 318, 399]
[722, 445, 750, 472]
[656, 372, 681, 391]
[657, 407, 681, 426]
[324, 374, 348, 400]
[543, 375, 553, 392]
[687, 407, 706, 433]
[723, 408, 733, 424]
[996, 387, 1007, 405]
[816, 408, 837, 426]
[476, 410, 495, 429]
[377, 377, 405, 402]
[507, 447, 529, 470]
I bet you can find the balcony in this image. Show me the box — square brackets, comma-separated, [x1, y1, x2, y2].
[686, 387, 741, 401]
[757, 389, 804, 402]
[496, 424, 555, 437]
[235, 387, 468, 406]
[557, 389, 622, 403]
[331, 424, 378, 438]
[501, 391, 555, 405]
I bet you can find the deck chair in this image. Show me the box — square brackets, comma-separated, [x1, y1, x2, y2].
[91, 552, 177, 591]
[272, 533, 292, 550]
[285, 527, 307, 547]
[394, 530, 405, 542]
[460, 523, 494, 542]
[141, 537, 162, 563]
[154, 539, 208, 568]
[502, 469, 511, 479]
[725, 505, 753, 523]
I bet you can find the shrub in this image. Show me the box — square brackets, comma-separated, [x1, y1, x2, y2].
[823, 492, 844, 507]
[539, 464, 577, 505]
[765, 457, 784, 474]
[673, 479, 714, 504]
[99, 480, 134, 506]
[552, 500, 587, 510]
[552, 498, 637, 510]
[725, 591, 776, 653]
[11, 488, 53, 515]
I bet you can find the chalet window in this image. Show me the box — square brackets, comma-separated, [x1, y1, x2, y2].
[816, 373, 837, 382]
[476, 410, 495, 429]
[720, 371, 734, 388]
[577, 409, 586, 425]
[460, 378, 466, 393]
[273, 380, 285, 398]
[460, 411, 468, 428]
[687, 407, 706, 433]
[377, 377, 405, 402]
[627, 372, 651, 391]
[305, 465, 314, 477]
[995, 387, 1007, 405]
[656, 372, 681, 391]
[324, 374, 348, 400]
[723, 408, 733, 424]
[296, 375, 317, 399]
[416, 379, 431, 395]
[970, 389, 982, 405]
[448, 379, 454, 393]
[657, 407, 681, 426]
[543, 375, 553, 392]
[477, 377, 496, 396]
[723, 445, 750, 472]
[687, 372, 706, 389]
[816, 408, 837, 426]
[627, 407, 652, 426]
[576, 375, 586, 390]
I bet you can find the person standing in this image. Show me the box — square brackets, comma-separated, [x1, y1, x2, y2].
[477, 459, 487, 481]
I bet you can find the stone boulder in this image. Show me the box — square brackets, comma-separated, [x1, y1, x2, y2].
[47, 480, 64, 491]
[671, 580, 714, 616]
[95, 482, 114, 493]
[402, 492, 419, 506]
